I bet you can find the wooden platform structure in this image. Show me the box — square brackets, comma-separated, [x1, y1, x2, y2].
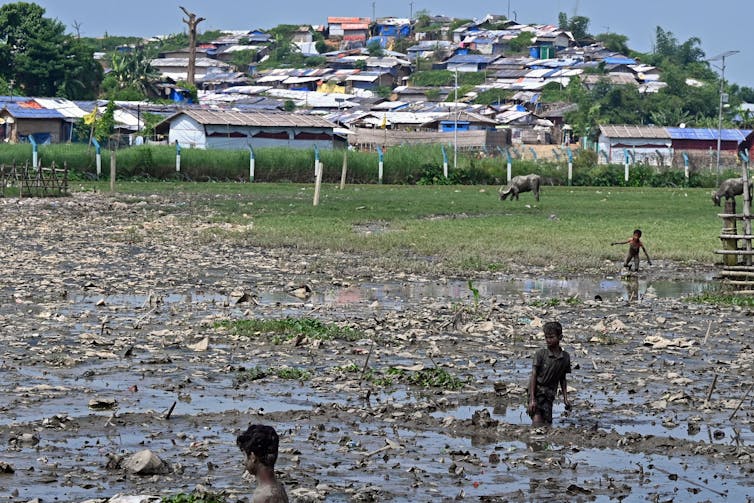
[715, 178, 754, 293]
[0, 162, 69, 198]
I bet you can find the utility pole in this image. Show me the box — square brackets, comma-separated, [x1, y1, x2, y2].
[180, 6, 205, 87]
[454, 69, 458, 170]
[707, 50, 740, 184]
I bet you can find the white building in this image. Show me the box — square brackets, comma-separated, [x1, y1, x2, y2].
[155, 109, 336, 150]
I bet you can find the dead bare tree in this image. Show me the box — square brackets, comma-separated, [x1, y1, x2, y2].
[179, 6, 205, 87]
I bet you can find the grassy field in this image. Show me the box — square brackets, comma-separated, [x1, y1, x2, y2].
[81, 181, 723, 274]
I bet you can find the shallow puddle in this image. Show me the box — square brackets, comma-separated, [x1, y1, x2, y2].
[62, 274, 715, 316]
[431, 404, 754, 445]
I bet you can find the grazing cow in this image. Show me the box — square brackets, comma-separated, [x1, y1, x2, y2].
[499, 174, 542, 201]
[712, 177, 753, 206]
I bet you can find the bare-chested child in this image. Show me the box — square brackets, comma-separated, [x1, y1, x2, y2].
[528, 321, 572, 426]
[237, 424, 289, 503]
[611, 229, 652, 272]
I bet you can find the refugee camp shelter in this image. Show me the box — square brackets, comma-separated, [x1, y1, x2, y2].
[597, 124, 672, 165]
[0, 99, 68, 143]
[666, 127, 752, 153]
[156, 109, 336, 150]
[598, 124, 753, 167]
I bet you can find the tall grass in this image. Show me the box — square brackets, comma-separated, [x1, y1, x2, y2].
[0, 143, 740, 188]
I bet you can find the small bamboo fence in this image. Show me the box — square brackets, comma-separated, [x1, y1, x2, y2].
[715, 184, 754, 293]
[0, 162, 69, 198]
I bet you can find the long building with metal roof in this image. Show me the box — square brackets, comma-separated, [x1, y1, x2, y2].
[155, 109, 336, 150]
[598, 124, 752, 166]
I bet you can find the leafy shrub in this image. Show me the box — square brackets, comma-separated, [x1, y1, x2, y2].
[162, 492, 226, 503]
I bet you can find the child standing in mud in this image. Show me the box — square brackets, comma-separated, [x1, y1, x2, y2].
[528, 321, 571, 426]
[237, 424, 289, 503]
[611, 229, 652, 272]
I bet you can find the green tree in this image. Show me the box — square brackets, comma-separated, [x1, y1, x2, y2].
[229, 49, 257, 72]
[367, 40, 384, 57]
[648, 27, 705, 66]
[596, 33, 630, 55]
[473, 88, 510, 105]
[139, 112, 163, 140]
[649, 108, 691, 127]
[104, 47, 159, 99]
[0, 2, 102, 98]
[508, 32, 534, 53]
[568, 16, 591, 41]
[558, 12, 568, 30]
[94, 100, 116, 145]
[557, 12, 591, 41]
[315, 39, 328, 54]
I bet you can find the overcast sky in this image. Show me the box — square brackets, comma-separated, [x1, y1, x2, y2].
[5, 0, 752, 88]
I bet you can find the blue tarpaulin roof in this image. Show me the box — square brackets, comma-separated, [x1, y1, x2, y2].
[667, 127, 753, 141]
[2, 103, 64, 119]
[603, 57, 636, 65]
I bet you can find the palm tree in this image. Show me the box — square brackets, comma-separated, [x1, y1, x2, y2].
[106, 47, 160, 97]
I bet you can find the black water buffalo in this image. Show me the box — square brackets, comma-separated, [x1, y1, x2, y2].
[712, 177, 753, 206]
[499, 174, 541, 201]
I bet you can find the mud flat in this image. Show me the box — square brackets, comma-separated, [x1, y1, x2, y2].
[0, 192, 752, 502]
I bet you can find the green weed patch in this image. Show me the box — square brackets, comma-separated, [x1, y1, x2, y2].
[215, 317, 361, 342]
[687, 292, 754, 307]
[388, 367, 465, 390]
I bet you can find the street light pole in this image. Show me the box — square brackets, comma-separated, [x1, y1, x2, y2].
[453, 69, 458, 170]
[708, 50, 740, 184]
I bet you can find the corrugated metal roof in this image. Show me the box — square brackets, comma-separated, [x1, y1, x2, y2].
[166, 110, 336, 128]
[446, 54, 496, 64]
[33, 98, 88, 119]
[421, 111, 498, 126]
[346, 74, 380, 82]
[257, 74, 290, 83]
[2, 103, 65, 119]
[599, 125, 671, 139]
[282, 76, 322, 84]
[361, 111, 448, 125]
[328, 17, 370, 24]
[342, 23, 369, 30]
[493, 69, 531, 79]
[666, 127, 753, 141]
[496, 110, 531, 124]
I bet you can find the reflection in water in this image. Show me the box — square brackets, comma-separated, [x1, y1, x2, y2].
[317, 275, 714, 308]
[623, 276, 640, 302]
[64, 274, 714, 313]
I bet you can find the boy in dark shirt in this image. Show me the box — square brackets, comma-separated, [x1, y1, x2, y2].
[611, 229, 652, 272]
[528, 321, 572, 426]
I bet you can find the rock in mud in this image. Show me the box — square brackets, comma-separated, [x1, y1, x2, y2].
[290, 487, 326, 501]
[471, 408, 499, 428]
[122, 449, 170, 475]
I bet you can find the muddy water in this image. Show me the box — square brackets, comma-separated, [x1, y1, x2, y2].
[1, 193, 752, 502]
[63, 273, 717, 312]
